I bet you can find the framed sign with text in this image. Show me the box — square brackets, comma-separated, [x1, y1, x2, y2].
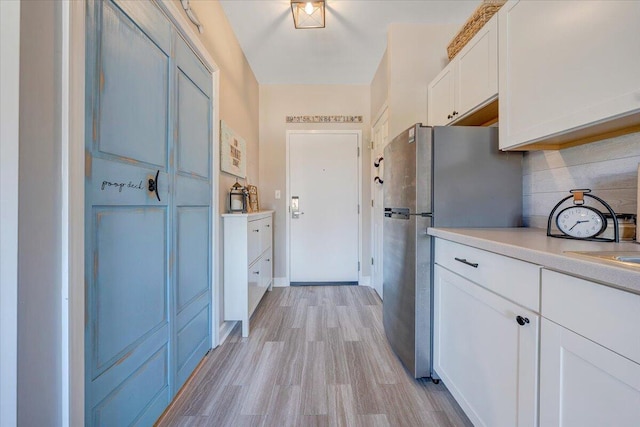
[220, 120, 246, 179]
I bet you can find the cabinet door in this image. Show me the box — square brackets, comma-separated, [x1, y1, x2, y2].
[456, 14, 498, 115]
[499, 0, 640, 149]
[260, 216, 272, 254]
[428, 66, 455, 126]
[260, 251, 273, 291]
[434, 265, 538, 427]
[540, 319, 640, 427]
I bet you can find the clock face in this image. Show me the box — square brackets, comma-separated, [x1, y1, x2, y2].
[556, 206, 606, 238]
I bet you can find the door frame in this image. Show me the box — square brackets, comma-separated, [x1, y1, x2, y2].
[0, 1, 20, 425]
[285, 130, 363, 286]
[63, 1, 220, 424]
[370, 103, 388, 298]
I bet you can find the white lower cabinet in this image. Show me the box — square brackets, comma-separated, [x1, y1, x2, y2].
[434, 265, 539, 427]
[223, 211, 274, 337]
[539, 318, 640, 427]
[539, 269, 640, 426]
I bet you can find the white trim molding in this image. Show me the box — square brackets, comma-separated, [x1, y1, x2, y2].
[273, 277, 290, 287]
[0, 1, 21, 425]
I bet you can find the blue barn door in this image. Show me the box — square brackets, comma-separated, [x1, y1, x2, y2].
[85, 1, 212, 425]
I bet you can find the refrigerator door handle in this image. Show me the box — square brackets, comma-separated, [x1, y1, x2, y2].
[409, 212, 432, 217]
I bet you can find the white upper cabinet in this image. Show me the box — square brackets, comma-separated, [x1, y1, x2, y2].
[428, 66, 456, 126]
[499, 0, 640, 150]
[428, 14, 498, 126]
[456, 14, 498, 117]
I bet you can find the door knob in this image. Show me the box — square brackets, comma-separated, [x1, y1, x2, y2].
[148, 170, 161, 201]
[516, 315, 530, 326]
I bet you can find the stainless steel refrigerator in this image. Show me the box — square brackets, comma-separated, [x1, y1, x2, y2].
[382, 124, 522, 378]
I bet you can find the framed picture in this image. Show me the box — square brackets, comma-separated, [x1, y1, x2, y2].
[220, 120, 246, 178]
[247, 185, 259, 213]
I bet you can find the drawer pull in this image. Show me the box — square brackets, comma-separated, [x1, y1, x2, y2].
[253, 229, 260, 232]
[266, 224, 270, 228]
[516, 315, 530, 326]
[454, 257, 478, 268]
[252, 271, 260, 275]
[266, 259, 270, 262]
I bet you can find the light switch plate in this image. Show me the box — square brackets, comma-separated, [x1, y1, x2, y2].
[275, 190, 281, 199]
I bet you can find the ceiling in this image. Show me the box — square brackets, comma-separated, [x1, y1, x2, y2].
[218, 0, 480, 85]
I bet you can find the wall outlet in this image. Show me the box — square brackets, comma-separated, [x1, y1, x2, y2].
[275, 190, 281, 199]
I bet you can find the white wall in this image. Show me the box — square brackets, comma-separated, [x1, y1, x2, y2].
[0, 1, 20, 425]
[259, 85, 372, 283]
[370, 48, 388, 121]
[17, 1, 63, 425]
[523, 132, 640, 229]
[386, 23, 457, 138]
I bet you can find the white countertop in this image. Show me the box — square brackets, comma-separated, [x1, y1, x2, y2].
[428, 227, 640, 294]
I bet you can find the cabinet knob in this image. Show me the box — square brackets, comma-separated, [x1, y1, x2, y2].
[516, 315, 530, 326]
[253, 229, 260, 232]
[266, 259, 270, 262]
[252, 271, 260, 275]
[447, 114, 452, 119]
[453, 111, 458, 116]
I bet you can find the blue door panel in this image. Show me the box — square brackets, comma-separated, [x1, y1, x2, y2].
[93, 208, 167, 370]
[93, 346, 168, 427]
[176, 306, 209, 371]
[177, 71, 210, 178]
[176, 323, 210, 390]
[176, 207, 209, 310]
[89, 323, 168, 404]
[91, 158, 169, 205]
[175, 176, 211, 206]
[99, 2, 169, 166]
[176, 35, 212, 98]
[111, 0, 172, 52]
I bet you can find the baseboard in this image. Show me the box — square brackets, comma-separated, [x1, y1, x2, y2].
[273, 277, 289, 287]
[359, 275, 371, 287]
[218, 321, 236, 345]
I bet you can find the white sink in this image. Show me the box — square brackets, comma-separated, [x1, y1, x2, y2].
[566, 251, 640, 267]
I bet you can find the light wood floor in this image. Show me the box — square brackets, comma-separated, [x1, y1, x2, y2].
[157, 286, 473, 427]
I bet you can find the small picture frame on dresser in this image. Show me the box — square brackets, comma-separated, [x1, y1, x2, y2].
[247, 185, 259, 213]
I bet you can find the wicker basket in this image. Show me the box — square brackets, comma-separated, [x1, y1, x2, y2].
[447, 0, 506, 61]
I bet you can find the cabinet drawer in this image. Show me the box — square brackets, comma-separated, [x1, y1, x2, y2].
[247, 219, 262, 264]
[541, 269, 640, 364]
[247, 263, 262, 316]
[435, 239, 541, 311]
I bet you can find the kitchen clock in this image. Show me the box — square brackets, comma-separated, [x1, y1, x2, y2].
[547, 189, 619, 242]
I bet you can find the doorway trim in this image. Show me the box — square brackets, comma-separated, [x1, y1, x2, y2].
[0, 1, 20, 425]
[285, 130, 363, 286]
[63, 1, 220, 424]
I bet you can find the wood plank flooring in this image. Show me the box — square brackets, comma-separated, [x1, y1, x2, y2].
[157, 286, 472, 427]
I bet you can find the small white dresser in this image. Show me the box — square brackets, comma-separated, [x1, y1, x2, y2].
[222, 210, 274, 336]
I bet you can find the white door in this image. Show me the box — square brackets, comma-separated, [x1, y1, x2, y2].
[288, 131, 360, 284]
[371, 108, 388, 298]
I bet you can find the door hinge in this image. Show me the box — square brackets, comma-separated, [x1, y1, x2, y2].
[371, 199, 374, 207]
[371, 257, 374, 265]
[358, 261, 361, 272]
[357, 146, 360, 157]
[357, 204, 360, 214]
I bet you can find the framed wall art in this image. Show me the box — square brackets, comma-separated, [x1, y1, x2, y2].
[247, 185, 259, 212]
[220, 120, 246, 178]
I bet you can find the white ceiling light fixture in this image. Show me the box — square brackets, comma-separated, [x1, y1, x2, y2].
[291, 0, 325, 29]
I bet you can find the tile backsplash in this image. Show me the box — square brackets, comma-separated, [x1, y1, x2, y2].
[523, 132, 640, 229]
